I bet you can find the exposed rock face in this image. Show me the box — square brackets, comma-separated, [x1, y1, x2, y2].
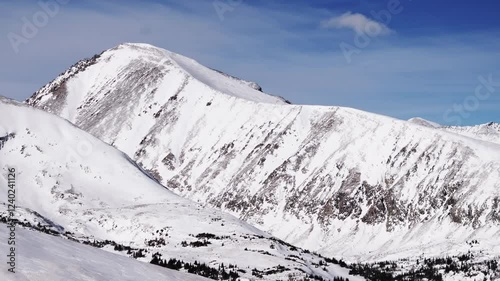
[27, 54, 101, 115]
[0, 133, 15, 150]
[26, 43, 500, 261]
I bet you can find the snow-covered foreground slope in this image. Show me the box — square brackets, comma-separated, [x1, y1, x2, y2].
[0, 97, 362, 281]
[0, 227, 209, 281]
[26, 44, 500, 266]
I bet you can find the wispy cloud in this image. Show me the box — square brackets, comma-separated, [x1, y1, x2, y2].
[321, 12, 393, 36]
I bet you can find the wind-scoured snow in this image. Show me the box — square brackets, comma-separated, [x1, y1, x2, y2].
[25, 43, 500, 279]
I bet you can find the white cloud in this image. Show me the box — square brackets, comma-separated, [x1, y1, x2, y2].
[322, 12, 393, 36]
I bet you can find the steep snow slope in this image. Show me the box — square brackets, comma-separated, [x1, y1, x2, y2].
[0, 97, 362, 281]
[0, 227, 209, 281]
[26, 44, 500, 264]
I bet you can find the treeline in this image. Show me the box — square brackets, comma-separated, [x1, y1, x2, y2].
[0, 216, 61, 236]
[181, 240, 211, 247]
[82, 238, 147, 259]
[150, 253, 240, 280]
[349, 260, 443, 281]
[347, 254, 500, 281]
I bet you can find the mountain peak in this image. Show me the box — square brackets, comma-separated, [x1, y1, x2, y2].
[27, 43, 288, 121]
[117, 42, 160, 49]
[407, 117, 442, 128]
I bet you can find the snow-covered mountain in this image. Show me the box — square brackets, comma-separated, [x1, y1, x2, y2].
[0, 97, 362, 281]
[408, 118, 500, 145]
[26, 43, 500, 267]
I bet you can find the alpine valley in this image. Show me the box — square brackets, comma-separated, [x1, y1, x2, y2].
[3, 43, 499, 280]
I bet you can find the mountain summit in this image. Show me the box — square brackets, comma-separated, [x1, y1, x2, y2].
[28, 43, 287, 119]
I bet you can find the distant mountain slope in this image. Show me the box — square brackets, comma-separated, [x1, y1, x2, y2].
[445, 122, 500, 145]
[0, 97, 362, 281]
[26, 44, 500, 267]
[408, 117, 442, 128]
[408, 117, 500, 145]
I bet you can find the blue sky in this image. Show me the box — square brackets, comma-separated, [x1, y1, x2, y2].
[1, 0, 499, 125]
